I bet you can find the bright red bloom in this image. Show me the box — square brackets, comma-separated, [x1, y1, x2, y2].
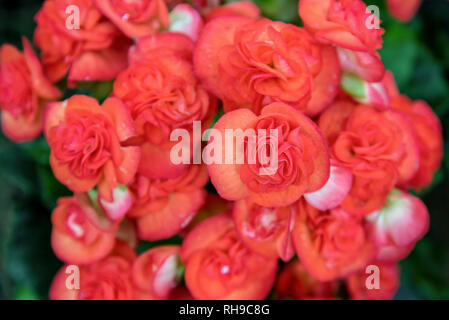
[94, 0, 170, 38]
[50, 241, 149, 300]
[0, 38, 60, 141]
[207, 103, 330, 207]
[319, 100, 420, 216]
[347, 263, 400, 300]
[292, 199, 375, 281]
[44, 95, 141, 201]
[182, 214, 278, 299]
[194, 16, 341, 116]
[132, 246, 182, 299]
[114, 32, 216, 145]
[276, 261, 339, 300]
[128, 164, 208, 241]
[299, 0, 386, 82]
[51, 195, 116, 265]
[34, 0, 131, 83]
[387, 0, 422, 22]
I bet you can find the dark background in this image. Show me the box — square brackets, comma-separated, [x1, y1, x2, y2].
[0, 0, 448, 299]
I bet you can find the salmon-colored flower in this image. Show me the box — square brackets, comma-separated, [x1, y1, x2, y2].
[0, 38, 60, 141]
[44, 95, 141, 201]
[292, 199, 375, 281]
[194, 17, 341, 116]
[94, 0, 170, 38]
[128, 164, 208, 241]
[114, 32, 216, 145]
[319, 100, 420, 215]
[34, 0, 131, 83]
[299, 0, 386, 82]
[207, 102, 330, 207]
[50, 241, 149, 300]
[347, 263, 400, 300]
[51, 195, 116, 265]
[390, 95, 443, 190]
[276, 261, 339, 300]
[182, 214, 278, 299]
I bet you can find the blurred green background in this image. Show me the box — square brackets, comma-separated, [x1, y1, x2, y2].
[0, 0, 449, 300]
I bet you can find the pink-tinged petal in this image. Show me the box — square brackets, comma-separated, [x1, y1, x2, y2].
[207, 108, 257, 201]
[169, 4, 204, 42]
[341, 72, 390, 110]
[43, 101, 67, 139]
[376, 243, 415, 263]
[337, 48, 386, 83]
[367, 190, 429, 248]
[304, 163, 353, 211]
[76, 193, 120, 233]
[137, 190, 206, 241]
[99, 185, 134, 222]
[132, 246, 181, 299]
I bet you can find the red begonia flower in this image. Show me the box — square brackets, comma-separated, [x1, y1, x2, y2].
[34, 0, 131, 83]
[44, 95, 141, 201]
[304, 161, 353, 211]
[319, 101, 420, 216]
[387, 0, 423, 22]
[299, 0, 386, 82]
[194, 16, 340, 115]
[114, 35, 216, 145]
[0, 38, 60, 141]
[292, 199, 375, 281]
[233, 199, 295, 261]
[347, 263, 400, 300]
[132, 245, 182, 299]
[276, 261, 339, 300]
[128, 164, 208, 241]
[51, 196, 116, 265]
[182, 214, 278, 299]
[94, 0, 170, 38]
[207, 102, 330, 207]
[50, 241, 149, 300]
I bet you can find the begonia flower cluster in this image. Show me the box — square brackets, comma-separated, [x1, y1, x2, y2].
[0, 0, 443, 300]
